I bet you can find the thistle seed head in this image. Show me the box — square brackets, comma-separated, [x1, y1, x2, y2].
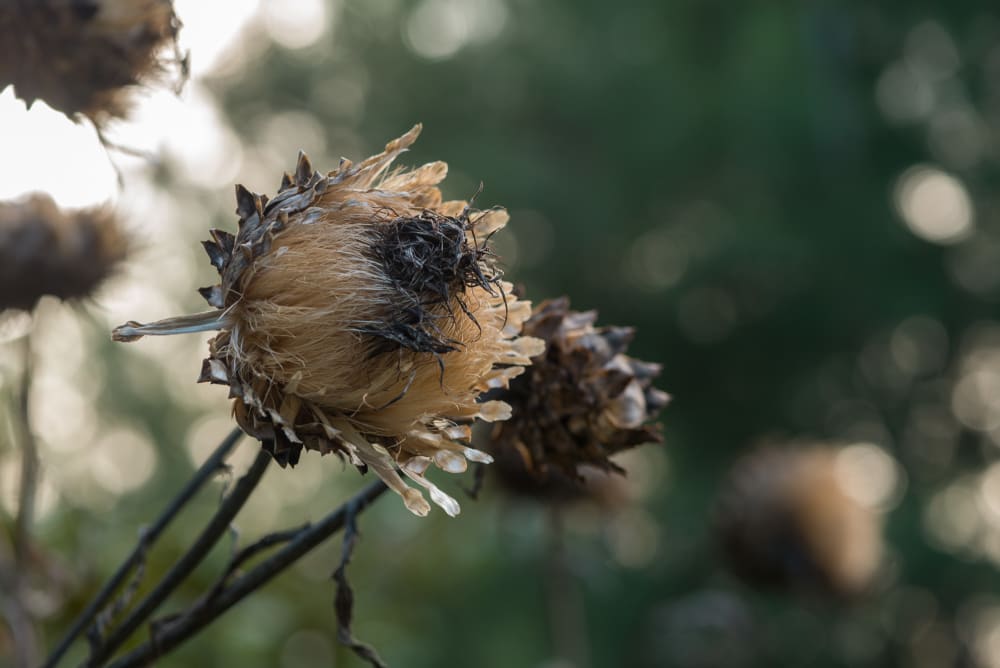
[113, 125, 544, 517]
[488, 297, 669, 483]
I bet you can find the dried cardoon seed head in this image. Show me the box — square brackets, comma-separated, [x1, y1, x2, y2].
[0, 193, 128, 311]
[113, 125, 544, 517]
[714, 448, 883, 599]
[488, 297, 669, 482]
[0, 0, 184, 126]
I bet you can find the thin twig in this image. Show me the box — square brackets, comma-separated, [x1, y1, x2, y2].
[14, 324, 38, 567]
[545, 508, 590, 668]
[84, 448, 272, 666]
[2, 596, 38, 668]
[204, 523, 309, 601]
[105, 480, 389, 668]
[6, 322, 40, 668]
[333, 497, 387, 668]
[463, 461, 487, 500]
[1, 528, 39, 668]
[42, 427, 244, 668]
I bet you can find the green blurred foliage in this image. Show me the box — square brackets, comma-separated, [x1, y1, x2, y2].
[10, 0, 1000, 666]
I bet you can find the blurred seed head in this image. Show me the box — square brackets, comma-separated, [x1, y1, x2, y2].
[0, 193, 127, 311]
[113, 125, 544, 517]
[715, 447, 884, 599]
[489, 297, 669, 491]
[0, 0, 184, 126]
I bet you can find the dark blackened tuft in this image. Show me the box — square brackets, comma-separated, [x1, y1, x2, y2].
[360, 209, 503, 357]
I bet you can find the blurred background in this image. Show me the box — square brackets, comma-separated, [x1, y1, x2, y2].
[2, 0, 1000, 666]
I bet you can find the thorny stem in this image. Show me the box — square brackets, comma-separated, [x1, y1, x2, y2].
[84, 448, 272, 667]
[42, 428, 244, 668]
[105, 480, 389, 668]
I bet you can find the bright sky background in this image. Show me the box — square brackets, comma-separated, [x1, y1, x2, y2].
[0, 0, 331, 208]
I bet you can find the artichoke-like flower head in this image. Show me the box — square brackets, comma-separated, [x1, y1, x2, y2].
[114, 126, 544, 516]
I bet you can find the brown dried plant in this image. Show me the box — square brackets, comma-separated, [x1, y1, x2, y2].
[489, 296, 669, 490]
[0, 0, 184, 127]
[0, 193, 127, 311]
[113, 125, 544, 517]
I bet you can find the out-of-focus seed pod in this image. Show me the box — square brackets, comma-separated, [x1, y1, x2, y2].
[715, 447, 884, 598]
[0, 0, 184, 126]
[0, 193, 127, 311]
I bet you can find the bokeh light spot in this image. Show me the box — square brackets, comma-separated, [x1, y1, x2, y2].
[835, 443, 903, 511]
[89, 425, 157, 495]
[261, 0, 329, 50]
[893, 165, 973, 245]
[404, 0, 507, 60]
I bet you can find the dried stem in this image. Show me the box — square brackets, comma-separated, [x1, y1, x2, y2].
[2, 597, 38, 668]
[204, 523, 309, 601]
[462, 461, 487, 500]
[333, 493, 388, 668]
[545, 509, 590, 668]
[42, 427, 245, 668]
[84, 448, 272, 666]
[2, 321, 41, 668]
[105, 479, 389, 668]
[14, 323, 38, 567]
